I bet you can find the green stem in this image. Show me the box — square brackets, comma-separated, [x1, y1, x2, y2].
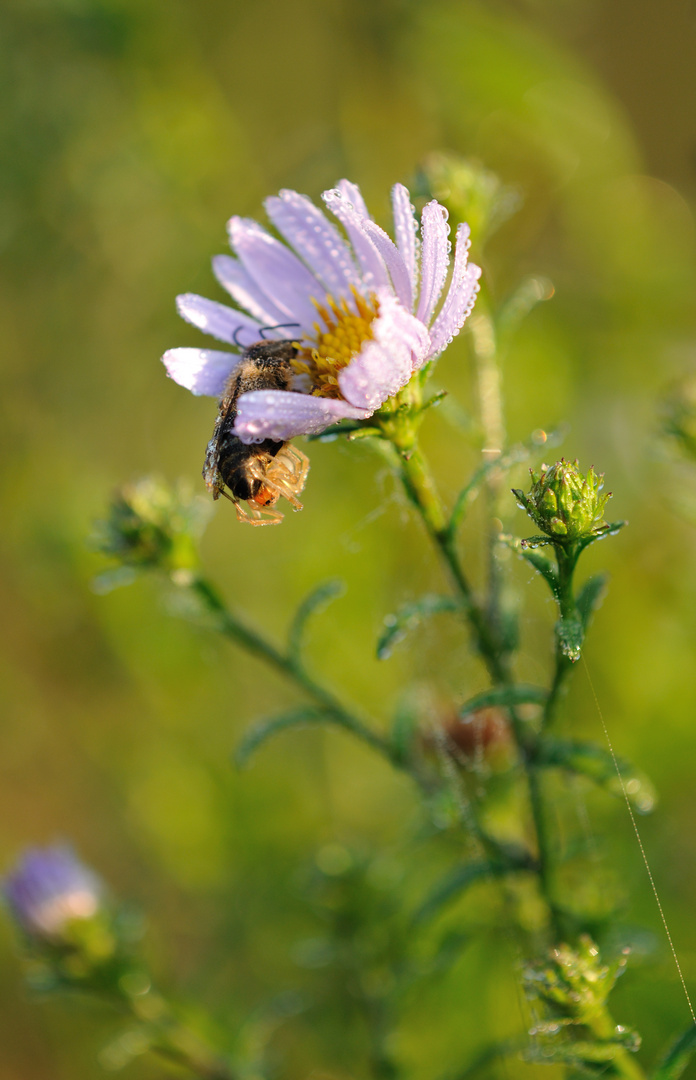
[379, 421, 561, 939]
[586, 1007, 647, 1080]
[469, 305, 507, 627]
[109, 984, 238, 1080]
[190, 575, 514, 869]
[190, 577, 397, 765]
[542, 545, 578, 730]
[389, 439, 506, 684]
[542, 653, 572, 731]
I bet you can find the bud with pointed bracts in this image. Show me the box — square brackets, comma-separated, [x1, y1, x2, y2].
[92, 477, 211, 587]
[512, 459, 610, 543]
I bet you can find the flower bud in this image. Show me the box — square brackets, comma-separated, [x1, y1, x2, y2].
[422, 705, 514, 772]
[663, 375, 696, 460]
[92, 477, 211, 584]
[3, 845, 102, 941]
[444, 707, 512, 759]
[512, 459, 610, 542]
[420, 152, 521, 246]
[524, 936, 633, 1027]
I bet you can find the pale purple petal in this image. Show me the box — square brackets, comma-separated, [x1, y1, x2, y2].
[162, 348, 238, 397]
[176, 293, 262, 345]
[234, 390, 369, 443]
[322, 188, 391, 292]
[391, 184, 418, 305]
[338, 339, 409, 412]
[416, 201, 451, 326]
[212, 255, 288, 326]
[228, 217, 323, 329]
[428, 224, 482, 357]
[265, 189, 360, 294]
[336, 179, 371, 220]
[338, 293, 430, 410]
[4, 845, 101, 938]
[359, 218, 413, 310]
[383, 294, 431, 371]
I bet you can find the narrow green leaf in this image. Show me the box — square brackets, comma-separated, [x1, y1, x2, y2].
[414, 861, 517, 924]
[653, 1024, 696, 1080]
[575, 573, 608, 631]
[496, 275, 555, 344]
[444, 1038, 526, 1080]
[235, 707, 330, 767]
[556, 612, 585, 663]
[346, 426, 383, 441]
[537, 737, 656, 814]
[377, 594, 460, 659]
[307, 420, 370, 441]
[450, 445, 532, 536]
[428, 928, 473, 974]
[460, 684, 548, 716]
[421, 389, 448, 412]
[525, 1039, 632, 1066]
[449, 426, 565, 537]
[288, 579, 344, 663]
[390, 697, 421, 764]
[500, 533, 558, 591]
[576, 520, 628, 555]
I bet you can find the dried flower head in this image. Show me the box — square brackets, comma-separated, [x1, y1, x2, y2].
[443, 706, 512, 758]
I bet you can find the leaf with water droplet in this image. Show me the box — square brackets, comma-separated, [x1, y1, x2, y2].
[459, 684, 548, 716]
[576, 573, 608, 631]
[287, 579, 345, 665]
[537, 736, 656, 813]
[556, 612, 584, 662]
[377, 594, 460, 659]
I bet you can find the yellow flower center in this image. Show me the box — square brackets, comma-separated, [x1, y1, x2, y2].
[292, 287, 380, 399]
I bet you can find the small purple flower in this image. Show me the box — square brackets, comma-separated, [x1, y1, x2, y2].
[3, 845, 102, 939]
[163, 180, 481, 443]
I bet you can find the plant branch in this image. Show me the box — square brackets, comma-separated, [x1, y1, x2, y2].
[190, 577, 397, 765]
[377, 418, 561, 939]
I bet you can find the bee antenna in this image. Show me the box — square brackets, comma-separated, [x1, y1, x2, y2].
[258, 322, 301, 340]
[233, 325, 252, 349]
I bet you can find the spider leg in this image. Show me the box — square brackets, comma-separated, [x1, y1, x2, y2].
[274, 445, 310, 488]
[219, 486, 283, 526]
[262, 446, 309, 510]
[258, 471, 304, 511]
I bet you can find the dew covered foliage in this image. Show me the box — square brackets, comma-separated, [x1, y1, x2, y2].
[2, 2, 696, 1079]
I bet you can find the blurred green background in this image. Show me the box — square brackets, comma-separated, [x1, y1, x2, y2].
[2, 0, 696, 1076]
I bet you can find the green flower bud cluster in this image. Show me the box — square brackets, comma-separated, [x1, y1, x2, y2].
[663, 375, 696, 461]
[93, 477, 211, 586]
[512, 459, 610, 542]
[419, 152, 521, 247]
[523, 937, 640, 1070]
[525, 936, 626, 1019]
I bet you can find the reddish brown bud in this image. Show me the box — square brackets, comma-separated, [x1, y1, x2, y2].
[443, 707, 512, 758]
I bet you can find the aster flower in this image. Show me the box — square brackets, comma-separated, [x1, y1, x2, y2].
[163, 180, 481, 443]
[3, 844, 102, 940]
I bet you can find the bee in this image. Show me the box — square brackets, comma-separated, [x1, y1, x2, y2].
[203, 337, 310, 526]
